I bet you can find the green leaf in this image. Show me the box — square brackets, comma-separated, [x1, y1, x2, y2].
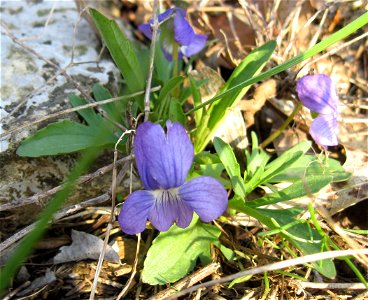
[69, 94, 103, 126]
[92, 84, 122, 123]
[194, 41, 276, 152]
[270, 155, 351, 183]
[156, 76, 185, 120]
[142, 217, 221, 285]
[246, 132, 270, 178]
[229, 202, 336, 279]
[194, 151, 222, 165]
[214, 137, 247, 197]
[168, 98, 185, 125]
[257, 208, 336, 278]
[158, 76, 184, 102]
[260, 141, 311, 183]
[16, 120, 116, 157]
[89, 9, 145, 107]
[248, 175, 333, 208]
[188, 74, 203, 125]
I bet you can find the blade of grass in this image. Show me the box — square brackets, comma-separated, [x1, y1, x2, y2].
[0, 124, 112, 293]
[186, 12, 368, 114]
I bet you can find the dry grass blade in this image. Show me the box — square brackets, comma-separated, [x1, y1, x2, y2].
[167, 249, 368, 299]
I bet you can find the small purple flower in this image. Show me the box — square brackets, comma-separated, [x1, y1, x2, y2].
[138, 8, 207, 60]
[296, 74, 339, 147]
[118, 121, 228, 235]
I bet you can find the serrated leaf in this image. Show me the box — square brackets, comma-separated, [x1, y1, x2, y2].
[142, 217, 221, 285]
[16, 120, 116, 157]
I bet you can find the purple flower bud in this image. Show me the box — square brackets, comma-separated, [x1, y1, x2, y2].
[296, 74, 339, 147]
[118, 121, 228, 234]
[138, 8, 207, 60]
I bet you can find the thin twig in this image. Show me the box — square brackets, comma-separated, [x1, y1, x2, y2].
[89, 130, 134, 300]
[144, 0, 159, 122]
[167, 249, 368, 299]
[297, 281, 367, 290]
[0, 87, 160, 140]
[116, 233, 141, 299]
[117, 132, 140, 299]
[0, 155, 133, 211]
[0, 157, 132, 253]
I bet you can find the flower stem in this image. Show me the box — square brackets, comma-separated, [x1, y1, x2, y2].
[172, 43, 180, 98]
[143, 0, 159, 122]
[260, 101, 303, 149]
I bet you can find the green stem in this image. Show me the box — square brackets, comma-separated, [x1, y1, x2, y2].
[172, 43, 180, 98]
[260, 102, 302, 148]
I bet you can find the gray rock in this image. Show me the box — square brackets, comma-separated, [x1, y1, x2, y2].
[0, 1, 126, 229]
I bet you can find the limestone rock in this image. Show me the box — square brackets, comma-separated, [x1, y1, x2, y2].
[0, 0, 126, 230]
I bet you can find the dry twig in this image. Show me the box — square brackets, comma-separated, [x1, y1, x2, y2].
[167, 249, 368, 299]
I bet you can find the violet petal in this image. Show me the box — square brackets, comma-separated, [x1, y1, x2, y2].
[118, 190, 155, 235]
[148, 189, 193, 231]
[179, 176, 228, 222]
[173, 8, 195, 45]
[296, 74, 338, 115]
[310, 114, 339, 147]
[135, 122, 194, 190]
[138, 8, 175, 40]
[180, 34, 207, 57]
[134, 122, 161, 190]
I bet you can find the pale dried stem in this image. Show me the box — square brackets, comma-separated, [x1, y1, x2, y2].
[0, 155, 133, 212]
[144, 0, 159, 122]
[148, 263, 220, 300]
[308, 8, 329, 50]
[89, 131, 134, 300]
[167, 249, 368, 299]
[116, 232, 141, 299]
[297, 281, 367, 290]
[315, 201, 368, 266]
[0, 87, 160, 140]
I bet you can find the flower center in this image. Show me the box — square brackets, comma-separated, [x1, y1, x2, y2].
[152, 188, 180, 204]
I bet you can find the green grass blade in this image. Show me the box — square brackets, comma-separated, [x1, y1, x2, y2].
[0, 148, 100, 293]
[188, 12, 368, 115]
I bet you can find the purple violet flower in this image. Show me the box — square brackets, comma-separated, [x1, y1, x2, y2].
[118, 121, 228, 235]
[296, 74, 339, 147]
[138, 8, 207, 60]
